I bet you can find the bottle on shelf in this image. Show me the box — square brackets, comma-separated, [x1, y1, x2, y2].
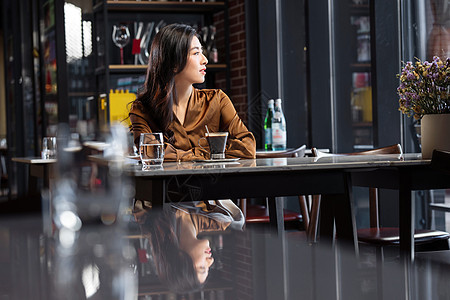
[208, 25, 218, 63]
[271, 98, 287, 150]
[209, 40, 218, 63]
[264, 99, 274, 151]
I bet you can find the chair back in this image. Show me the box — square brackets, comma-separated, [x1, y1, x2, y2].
[309, 144, 403, 238]
[312, 144, 402, 158]
[431, 150, 450, 173]
[256, 145, 306, 159]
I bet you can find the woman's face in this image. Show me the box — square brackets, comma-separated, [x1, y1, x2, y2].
[175, 36, 208, 85]
[186, 238, 214, 284]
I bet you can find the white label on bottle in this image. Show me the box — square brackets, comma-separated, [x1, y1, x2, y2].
[272, 124, 286, 147]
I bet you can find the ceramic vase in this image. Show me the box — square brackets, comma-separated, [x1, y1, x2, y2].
[420, 113, 450, 159]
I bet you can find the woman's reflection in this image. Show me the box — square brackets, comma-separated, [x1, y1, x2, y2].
[133, 200, 244, 293]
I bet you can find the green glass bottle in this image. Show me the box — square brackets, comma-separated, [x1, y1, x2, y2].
[272, 98, 286, 150]
[264, 99, 274, 150]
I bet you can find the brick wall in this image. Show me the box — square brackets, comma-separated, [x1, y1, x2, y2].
[221, 230, 254, 300]
[212, 2, 254, 293]
[215, 3, 255, 297]
[233, 230, 254, 300]
[214, 0, 248, 123]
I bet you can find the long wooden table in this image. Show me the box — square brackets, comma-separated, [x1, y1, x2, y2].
[14, 153, 446, 299]
[128, 153, 450, 299]
[17, 152, 445, 260]
[130, 156, 362, 245]
[129, 154, 442, 247]
[128, 155, 360, 299]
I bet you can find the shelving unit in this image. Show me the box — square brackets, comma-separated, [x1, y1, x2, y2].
[93, 0, 230, 127]
[91, 1, 234, 297]
[333, 1, 374, 151]
[38, 0, 68, 136]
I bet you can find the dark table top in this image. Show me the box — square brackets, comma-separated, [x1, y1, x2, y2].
[127, 153, 426, 177]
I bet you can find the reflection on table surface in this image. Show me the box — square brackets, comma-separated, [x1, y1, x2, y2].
[1, 204, 448, 300]
[128, 153, 424, 176]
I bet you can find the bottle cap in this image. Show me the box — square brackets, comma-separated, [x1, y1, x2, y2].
[268, 99, 274, 104]
[275, 98, 282, 103]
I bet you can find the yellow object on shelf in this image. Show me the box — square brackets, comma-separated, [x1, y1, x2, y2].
[352, 86, 372, 123]
[360, 86, 372, 123]
[109, 89, 136, 127]
[98, 93, 108, 132]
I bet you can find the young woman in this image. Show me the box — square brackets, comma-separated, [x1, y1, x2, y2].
[129, 23, 256, 161]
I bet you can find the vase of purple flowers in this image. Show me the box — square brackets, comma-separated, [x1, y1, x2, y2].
[397, 56, 450, 158]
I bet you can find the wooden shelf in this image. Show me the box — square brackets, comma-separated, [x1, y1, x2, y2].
[68, 92, 96, 97]
[94, 1, 226, 13]
[109, 65, 147, 73]
[352, 122, 372, 127]
[350, 63, 371, 72]
[96, 64, 227, 75]
[44, 93, 58, 101]
[350, 3, 369, 15]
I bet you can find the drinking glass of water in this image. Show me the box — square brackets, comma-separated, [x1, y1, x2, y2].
[41, 137, 57, 159]
[139, 133, 164, 170]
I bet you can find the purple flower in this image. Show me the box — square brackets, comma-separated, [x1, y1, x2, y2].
[406, 72, 415, 80]
[398, 56, 450, 119]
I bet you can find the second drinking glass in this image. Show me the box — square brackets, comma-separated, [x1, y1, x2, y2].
[41, 137, 57, 159]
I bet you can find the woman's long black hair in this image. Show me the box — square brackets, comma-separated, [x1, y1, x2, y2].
[138, 208, 202, 294]
[135, 23, 198, 140]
